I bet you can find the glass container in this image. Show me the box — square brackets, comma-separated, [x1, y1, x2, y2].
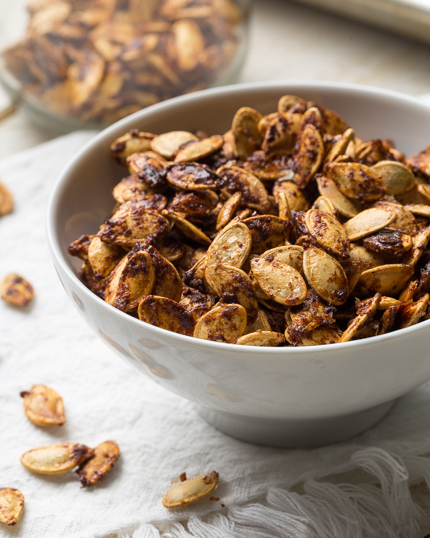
[0, 0, 251, 134]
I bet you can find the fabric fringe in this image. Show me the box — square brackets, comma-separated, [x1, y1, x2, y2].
[115, 446, 430, 538]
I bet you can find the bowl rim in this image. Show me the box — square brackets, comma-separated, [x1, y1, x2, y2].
[47, 80, 430, 355]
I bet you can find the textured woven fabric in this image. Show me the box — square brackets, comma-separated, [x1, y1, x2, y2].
[1, 131, 430, 538]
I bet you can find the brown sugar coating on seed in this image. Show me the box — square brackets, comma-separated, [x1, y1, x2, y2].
[70, 95, 430, 346]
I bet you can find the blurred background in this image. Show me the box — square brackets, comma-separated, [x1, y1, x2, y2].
[1, 0, 430, 159]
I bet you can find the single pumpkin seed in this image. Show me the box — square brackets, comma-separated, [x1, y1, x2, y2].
[262, 113, 296, 155]
[138, 296, 195, 336]
[110, 131, 155, 165]
[232, 106, 263, 160]
[216, 191, 242, 230]
[417, 184, 430, 204]
[235, 330, 285, 346]
[261, 245, 304, 275]
[218, 165, 270, 213]
[343, 207, 396, 241]
[194, 303, 247, 342]
[169, 190, 219, 216]
[303, 246, 349, 305]
[406, 147, 430, 180]
[326, 162, 386, 202]
[206, 222, 251, 270]
[163, 471, 219, 509]
[339, 293, 381, 343]
[166, 162, 222, 190]
[105, 250, 155, 312]
[378, 296, 401, 310]
[244, 215, 293, 254]
[0, 181, 13, 215]
[289, 289, 335, 333]
[316, 174, 360, 218]
[294, 123, 324, 188]
[0, 274, 34, 307]
[397, 294, 430, 329]
[150, 131, 197, 159]
[374, 201, 417, 235]
[0, 488, 24, 526]
[161, 210, 211, 246]
[324, 128, 355, 163]
[278, 94, 307, 114]
[354, 264, 414, 297]
[250, 256, 307, 306]
[244, 309, 272, 334]
[88, 234, 123, 278]
[285, 324, 342, 346]
[373, 160, 416, 195]
[143, 245, 183, 302]
[404, 226, 430, 266]
[21, 443, 94, 475]
[100, 204, 169, 247]
[404, 204, 430, 219]
[174, 135, 224, 162]
[20, 384, 66, 427]
[305, 208, 350, 258]
[78, 440, 119, 487]
[207, 264, 258, 323]
[171, 18, 204, 71]
[312, 196, 336, 217]
[273, 179, 309, 212]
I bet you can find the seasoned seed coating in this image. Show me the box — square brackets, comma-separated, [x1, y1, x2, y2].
[71, 96, 430, 346]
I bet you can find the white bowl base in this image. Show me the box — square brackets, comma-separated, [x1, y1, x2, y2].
[199, 400, 396, 448]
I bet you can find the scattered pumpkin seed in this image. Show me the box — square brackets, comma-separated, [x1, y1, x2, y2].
[21, 443, 94, 475]
[0, 488, 24, 526]
[163, 471, 219, 509]
[20, 384, 66, 427]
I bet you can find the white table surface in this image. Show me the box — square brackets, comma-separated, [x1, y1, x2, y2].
[1, 0, 430, 159]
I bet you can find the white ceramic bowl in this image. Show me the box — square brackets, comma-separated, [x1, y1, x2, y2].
[47, 82, 430, 448]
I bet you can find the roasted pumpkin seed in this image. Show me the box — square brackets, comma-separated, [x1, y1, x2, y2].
[294, 123, 324, 189]
[163, 471, 219, 509]
[286, 324, 342, 346]
[373, 160, 416, 195]
[235, 330, 285, 346]
[100, 203, 169, 247]
[0, 488, 24, 526]
[339, 294, 381, 343]
[316, 174, 360, 218]
[244, 215, 293, 254]
[20, 384, 66, 427]
[232, 107, 263, 160]
[0, 181, 13, 216]
[305, 208, 350, 258]
[174, 135, 224, 162]
[354, 264, 414, 297]
[303, 246, 349, 305]
[150, 131, 198, 159]
[21, 443, 94, 475]
[250, 256, 307, 306]
[167, 162, 221, 191]
[161, 210, 211, 246]
[207, 264, 258, 323]
[218, 165, 270, 213]
[138, 296, 195, 336]
[327, 162, 386, 202]
[216, 191, 242, 230]
[78, 440, 119, 487]
[343, 207, 396, 241]
[194, 303, 247, 342]
[105, 250, 155, 312]
[206, 222, 251, 270]
[0, 274, 34, 307]
[110, 131, 155, 165]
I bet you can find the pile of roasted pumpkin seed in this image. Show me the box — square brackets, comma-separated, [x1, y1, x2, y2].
[68, 94, 430, 346]
[2, 0, 242, 124]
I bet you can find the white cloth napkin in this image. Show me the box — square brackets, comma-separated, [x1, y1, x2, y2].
[1, 127, 430, 538]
